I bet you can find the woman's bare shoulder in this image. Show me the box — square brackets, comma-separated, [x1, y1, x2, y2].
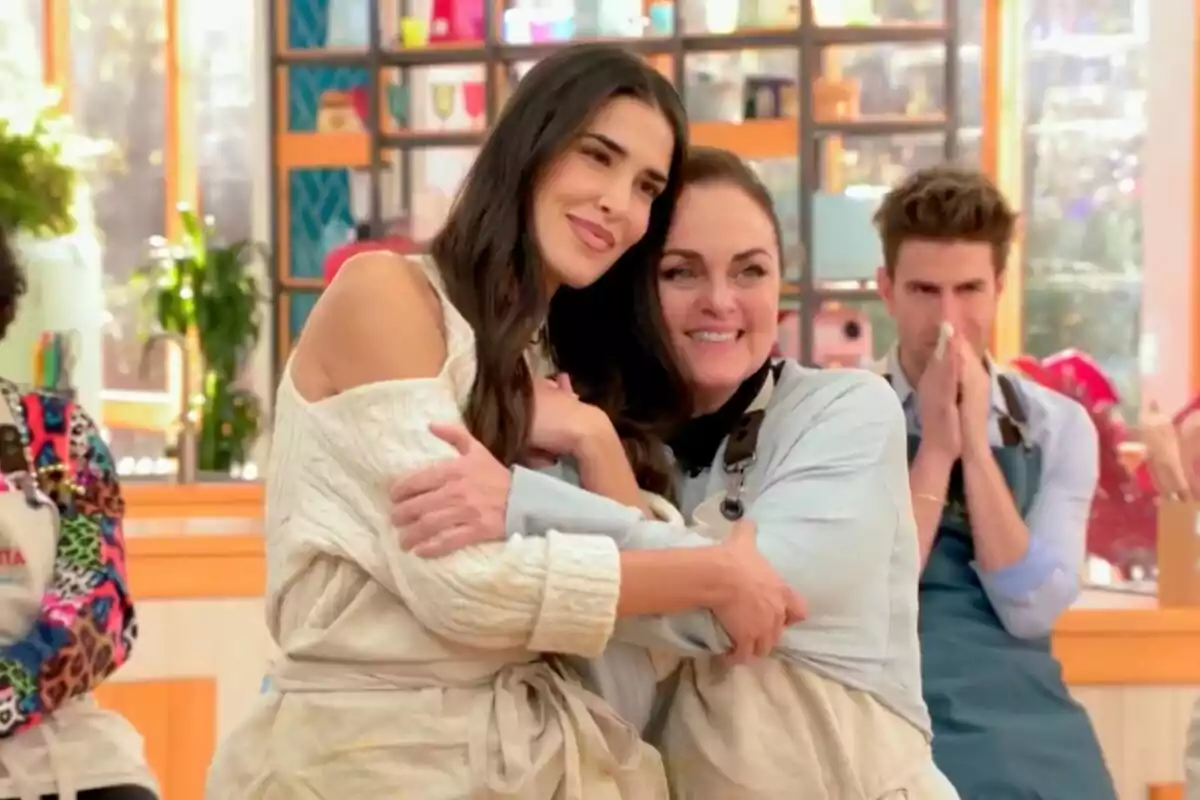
[292, 252, 449, 396]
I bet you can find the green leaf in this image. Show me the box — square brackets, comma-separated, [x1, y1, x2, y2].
[134, 206, 270, 472]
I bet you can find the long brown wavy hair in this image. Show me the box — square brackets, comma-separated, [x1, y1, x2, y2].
[429, 45, 688, 486]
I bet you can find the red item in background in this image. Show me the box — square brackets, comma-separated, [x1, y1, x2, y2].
[1010, 353, 1155, 574]
[1040, 349, 1120, 409]
[428, 0, 484, 42]
[347, 85, 369, 126]
[322, 236, 417, 286]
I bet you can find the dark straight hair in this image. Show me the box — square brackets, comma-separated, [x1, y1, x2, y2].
[429, 44, 688, 472]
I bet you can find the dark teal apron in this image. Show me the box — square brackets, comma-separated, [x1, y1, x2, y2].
[907, 376, 1116, 800]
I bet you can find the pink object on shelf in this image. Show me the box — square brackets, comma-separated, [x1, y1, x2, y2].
[774, 311, 800, 359]
[428, 0, 484, 43]
[770, 307, 871, 366]
[813, 306, 871, 367]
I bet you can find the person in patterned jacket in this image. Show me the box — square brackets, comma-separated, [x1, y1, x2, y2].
[0, 226, 156, 800]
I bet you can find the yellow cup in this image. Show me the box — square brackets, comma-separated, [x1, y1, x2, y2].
[400, 17, 427, 48]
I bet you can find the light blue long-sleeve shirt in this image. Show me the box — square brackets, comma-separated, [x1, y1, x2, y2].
[880, 351, 1097, 639]
[505, 362, 930, 736]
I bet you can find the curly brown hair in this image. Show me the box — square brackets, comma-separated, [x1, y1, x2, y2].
[0, 227, 27, 340]
[873, 165, 1017, 278]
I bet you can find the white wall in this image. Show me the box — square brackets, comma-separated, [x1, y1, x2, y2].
[1139, 0, 1195, 414]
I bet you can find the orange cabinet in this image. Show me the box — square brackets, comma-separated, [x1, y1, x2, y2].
[94, 679, 216, 800]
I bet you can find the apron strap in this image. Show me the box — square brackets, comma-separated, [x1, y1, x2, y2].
[719, 361, 783, 521]
[995, 374, 1031, 449]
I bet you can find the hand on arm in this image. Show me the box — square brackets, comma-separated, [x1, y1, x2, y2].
[612, 374, 909, 663]
[0, 400, 135, 737]
[620, 519, 805, 662]
[391, 442, 803, 661]
[389, 423, 512, 557]
[470, 372, 909, 666]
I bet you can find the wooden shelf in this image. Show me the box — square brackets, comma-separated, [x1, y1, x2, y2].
[278, 115, 946, 169]
[277, 122, 801, 167]
[278, 122, 803, 168]
[691, 119, 796, 159]
[279, 131, 374, 168]
[124, 482, 263, 521]
[272, 23, 948, 67]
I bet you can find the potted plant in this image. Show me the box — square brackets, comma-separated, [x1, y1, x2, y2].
[133, 206, 267, 475]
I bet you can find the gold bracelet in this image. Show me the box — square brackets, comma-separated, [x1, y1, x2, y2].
[913, 493, 943, 504]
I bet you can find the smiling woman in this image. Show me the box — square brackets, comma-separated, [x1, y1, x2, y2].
[530, 100, 672, 290]
[206, 44, 805, 800]
[385, 146, 955, 798]
[657, 148, 786, 414]
[429, 45, 686, 469]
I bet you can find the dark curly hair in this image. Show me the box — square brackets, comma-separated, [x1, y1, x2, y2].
[0, 227, 27, 340]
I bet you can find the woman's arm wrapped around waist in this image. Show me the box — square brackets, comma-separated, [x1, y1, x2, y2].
[501, 371, 910, 668]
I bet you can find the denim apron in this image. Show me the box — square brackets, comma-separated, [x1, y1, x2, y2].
[902, 375, 1115, 800]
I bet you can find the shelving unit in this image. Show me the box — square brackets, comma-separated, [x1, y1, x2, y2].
[267, 0, 968, 372]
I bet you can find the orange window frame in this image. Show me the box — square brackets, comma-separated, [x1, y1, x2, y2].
[983, 0, 1025, 363]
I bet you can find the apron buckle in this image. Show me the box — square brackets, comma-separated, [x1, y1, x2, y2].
[720, 458, 754, 521]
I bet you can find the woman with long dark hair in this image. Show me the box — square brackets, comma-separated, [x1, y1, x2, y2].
[396, 148, 958, 798]
[205, 47, 802, 799]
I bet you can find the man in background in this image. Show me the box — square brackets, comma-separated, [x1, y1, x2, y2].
[872, 165, 1115, 800]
